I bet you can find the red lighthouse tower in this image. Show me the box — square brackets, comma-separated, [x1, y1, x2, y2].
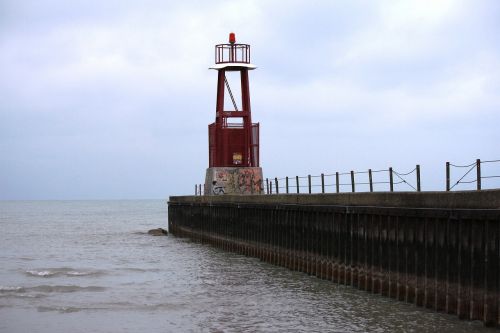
[205, 33, 263, 195]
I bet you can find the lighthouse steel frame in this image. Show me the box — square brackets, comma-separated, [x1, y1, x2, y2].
[208, 41, 259, 168]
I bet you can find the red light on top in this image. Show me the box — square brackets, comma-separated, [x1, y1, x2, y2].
[229, 32, 236, 44]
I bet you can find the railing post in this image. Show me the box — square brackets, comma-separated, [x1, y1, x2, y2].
[198, 184, 201, 196]
[336, 172, 340, 193]
[286, 176, 289, 194]
[476, 159, 481, 190]
[389, 167, 394, 192]
[308, 175, 312, 194]
[195, 184, 197, 195]
[270, 181, 273, 194]
[416, 164, 421, 192]
[321, 173, 325, 193]
[275, 177, 279, 194]
[351, 171, 355, 192]
[446, 162, 450, 191]
[296, 176, 300, 194]
[368, 169, 373, 192]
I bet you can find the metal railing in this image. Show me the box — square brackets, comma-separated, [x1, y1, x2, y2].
[446, 159, 500, 191]
[215, 43, 250, 64]
[194, 158, 500, 195]
[195, 184, 204, 196]
[264, 165, 420, 195]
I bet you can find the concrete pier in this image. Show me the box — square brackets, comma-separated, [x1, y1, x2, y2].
[168, 190, 500, 326]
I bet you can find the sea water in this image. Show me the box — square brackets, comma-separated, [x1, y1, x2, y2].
[0, 200, 494, 332]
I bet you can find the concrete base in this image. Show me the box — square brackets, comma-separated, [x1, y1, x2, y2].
[204, 167, 263, 195]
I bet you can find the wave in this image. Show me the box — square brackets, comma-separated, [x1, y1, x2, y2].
[25, 270, 55, 277]
[37, 306, 85, 313]
[0, 285, 105, 295]
[29, 285, 106, 293]
[25, 267, 105, 278]
[98, 301, 183, 311]
[0, 286, 25, 293]
[119, 267, 162, 273]
[0, 292, 45, 299]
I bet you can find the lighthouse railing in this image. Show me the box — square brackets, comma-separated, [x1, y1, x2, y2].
[215, 44, 250, 64]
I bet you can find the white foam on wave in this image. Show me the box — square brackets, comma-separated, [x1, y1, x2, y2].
[25, 267, 105, 278]
[0, 286, 25, 293]
[26, 270, 55, 277]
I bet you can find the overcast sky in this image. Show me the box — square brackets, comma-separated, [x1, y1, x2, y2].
[1, 0, 499, 199]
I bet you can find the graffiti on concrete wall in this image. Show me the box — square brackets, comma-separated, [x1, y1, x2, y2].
[236, 168, 262, 194]
[206, 167, 263, 195]
[211, 180, 226, 195]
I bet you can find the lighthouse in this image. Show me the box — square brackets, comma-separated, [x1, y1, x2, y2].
[204, 33, 263, 195]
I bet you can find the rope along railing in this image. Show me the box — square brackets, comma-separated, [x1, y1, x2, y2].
[194, 158, 500, 195]
[446, 159, 500, 191]
[263, 165, 420, 195]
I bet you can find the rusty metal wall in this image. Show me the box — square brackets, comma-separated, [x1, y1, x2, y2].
[168, 201, 500, 327]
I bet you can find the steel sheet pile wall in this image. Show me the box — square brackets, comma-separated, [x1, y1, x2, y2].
[168, 202, 500, 327]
